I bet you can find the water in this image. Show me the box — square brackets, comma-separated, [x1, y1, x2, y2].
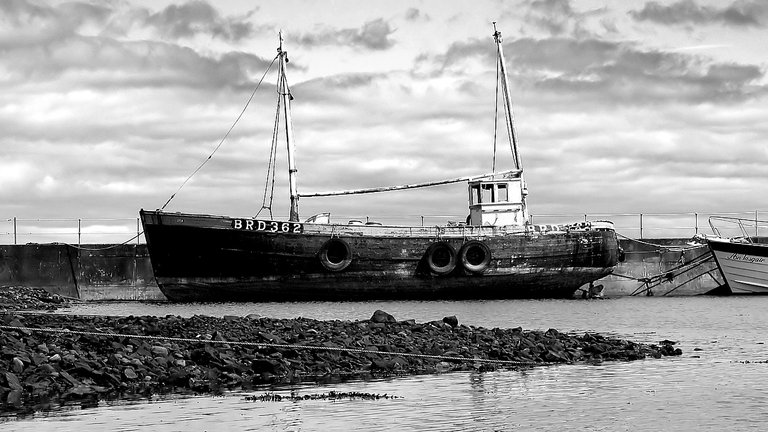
[4, 296, 768, 431]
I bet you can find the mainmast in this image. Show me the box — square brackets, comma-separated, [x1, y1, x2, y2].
[278, 32, 300, 222]
[493, 23, 528, 221]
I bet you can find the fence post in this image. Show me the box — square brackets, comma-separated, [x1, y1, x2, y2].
[421, 216, 424, 226]
[757, 210, 760, 238]
[695, 212, 698, 235]
[639, 213, 643, 239]
[78, 218, 81, 246]
[13, 217, 17, 245]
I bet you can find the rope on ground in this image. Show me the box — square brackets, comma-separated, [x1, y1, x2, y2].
[0, 325, 553, 368]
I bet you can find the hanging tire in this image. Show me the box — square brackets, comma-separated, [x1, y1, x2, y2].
[459, 240, 492, 273]
[425, 241, 457, 275]
[318, 238, 352, 272]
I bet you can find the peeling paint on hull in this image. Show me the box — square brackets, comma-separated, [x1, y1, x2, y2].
[140, 210, 619, 302]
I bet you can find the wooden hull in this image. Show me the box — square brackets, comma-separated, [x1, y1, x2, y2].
[140, 210, 620, 302]
[708, 238, 768, 294]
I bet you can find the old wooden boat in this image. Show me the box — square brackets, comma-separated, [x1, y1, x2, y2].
[707, 216, 768, 294]
[140, 27, 621, 302]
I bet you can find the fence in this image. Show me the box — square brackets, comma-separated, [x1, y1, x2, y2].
[1, 210, 764, 245]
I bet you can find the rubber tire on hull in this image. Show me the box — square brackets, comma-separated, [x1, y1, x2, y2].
[319, 238, 353, 271]
[459, 240, 492, 274]
[425, 241, 457, 275]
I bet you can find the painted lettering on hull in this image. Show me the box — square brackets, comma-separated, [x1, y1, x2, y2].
[232, 219, 303, 233]
[725, 253, 766, 264]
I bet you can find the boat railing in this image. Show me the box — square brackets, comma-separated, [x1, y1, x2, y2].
[708, 215, 768, 244]
[2, 210, 766, 245]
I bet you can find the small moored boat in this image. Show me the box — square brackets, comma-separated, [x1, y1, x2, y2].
[707, 216, 768, 294]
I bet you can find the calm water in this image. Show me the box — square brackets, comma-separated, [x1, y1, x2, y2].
[4, 296, 768, 431]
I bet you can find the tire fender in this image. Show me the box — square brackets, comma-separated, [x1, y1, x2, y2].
[459, 240, 492, 273]
[425, 241, 457, 275]
[318, 238, 353, 271]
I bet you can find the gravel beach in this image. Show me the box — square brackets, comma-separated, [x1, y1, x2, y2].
[0, 285, 681, 415]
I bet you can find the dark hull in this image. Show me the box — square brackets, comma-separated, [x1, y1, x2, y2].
[140, 210, 619, 302]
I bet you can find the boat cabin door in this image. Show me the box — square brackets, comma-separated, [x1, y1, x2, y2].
[467, 177, 528, 226]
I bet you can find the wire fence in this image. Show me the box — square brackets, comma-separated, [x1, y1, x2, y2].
[1, 210, 764, 245]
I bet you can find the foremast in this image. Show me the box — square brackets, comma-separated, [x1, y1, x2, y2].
[278, 32, 300, 222]
[493, 23, 528, 222]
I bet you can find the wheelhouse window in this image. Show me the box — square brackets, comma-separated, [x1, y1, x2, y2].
[481, 184, 494, 203]
[497, 184, 508, 202]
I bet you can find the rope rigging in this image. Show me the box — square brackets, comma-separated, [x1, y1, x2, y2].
[160, 54, 280, 211]
[609, 234, 719, 296]
[256, 55, 293, 219]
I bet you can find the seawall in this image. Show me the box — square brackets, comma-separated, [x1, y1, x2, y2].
[0, 244, 161, 301]
[0, 239, 721, 301]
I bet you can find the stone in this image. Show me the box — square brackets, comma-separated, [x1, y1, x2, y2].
[151, 346, 169, 357]
[370, 310, 396, 323]
[6, 390, 22, 408]
[5, 372, 23, 391]
[442, 316, 459, 328]
[123, 367, 138, 380]
[12, 357, 24, 373]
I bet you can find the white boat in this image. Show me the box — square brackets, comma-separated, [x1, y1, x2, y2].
[707, 216, 768, 294]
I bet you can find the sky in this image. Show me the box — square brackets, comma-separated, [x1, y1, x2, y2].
[1, 0, 767, 242]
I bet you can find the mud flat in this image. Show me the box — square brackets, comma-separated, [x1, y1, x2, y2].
[0, 286, 681, 415]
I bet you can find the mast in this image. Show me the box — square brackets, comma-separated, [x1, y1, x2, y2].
[278, 32, 300, 222]
[493, 23, 528, 221]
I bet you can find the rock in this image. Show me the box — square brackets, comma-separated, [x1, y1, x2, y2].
[12, 357, 24, 373]
[123, 367, 138, 380]
[5, 372, 23, 391]
[6, 390, 22, 408]
[151, 346, 169, 357]
[442, 316, 459, 328]
[370, 310, 396, 323]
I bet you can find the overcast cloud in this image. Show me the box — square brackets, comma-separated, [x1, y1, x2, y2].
[1, 0, 766, 242]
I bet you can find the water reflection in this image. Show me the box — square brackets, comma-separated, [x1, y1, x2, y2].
[7, 296, 768, 430]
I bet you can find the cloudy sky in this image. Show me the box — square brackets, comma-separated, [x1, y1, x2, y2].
[1, 0, 767, 241]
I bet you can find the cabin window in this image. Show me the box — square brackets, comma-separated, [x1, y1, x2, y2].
[481, 184, 494, 203]
[470, 185, 481, 204]
[497, 184, 508, 202]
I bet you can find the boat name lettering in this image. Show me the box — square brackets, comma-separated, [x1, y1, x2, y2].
[725, 253, 765, 264]
[232, 219, 303, 233]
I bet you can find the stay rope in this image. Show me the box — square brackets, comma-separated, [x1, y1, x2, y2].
[0, 324, 553, 367]
[616, 233, 706, 252]
[160, 54, 280, 211]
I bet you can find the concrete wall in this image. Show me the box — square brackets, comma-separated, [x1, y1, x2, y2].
[0, 239, 723, 301]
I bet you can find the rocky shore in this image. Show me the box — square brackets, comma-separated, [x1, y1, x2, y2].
[1, 286, 682, 415]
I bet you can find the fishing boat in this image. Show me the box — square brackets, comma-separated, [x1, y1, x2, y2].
[140, 27, 621, 302]
[707, 216, 768, 294]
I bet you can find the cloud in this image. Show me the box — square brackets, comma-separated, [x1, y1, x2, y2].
[521, 0, 609, 37]
[428, 36, 766, 106]
[297, 19, 396, 50]
[0, 0, 257, 50]
[143, 0, 256, 41]
[404, 8, 429, 22]
[629, 0, 768, 27]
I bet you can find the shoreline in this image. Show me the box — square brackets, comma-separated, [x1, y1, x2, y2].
[1, 286, 682, 416]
